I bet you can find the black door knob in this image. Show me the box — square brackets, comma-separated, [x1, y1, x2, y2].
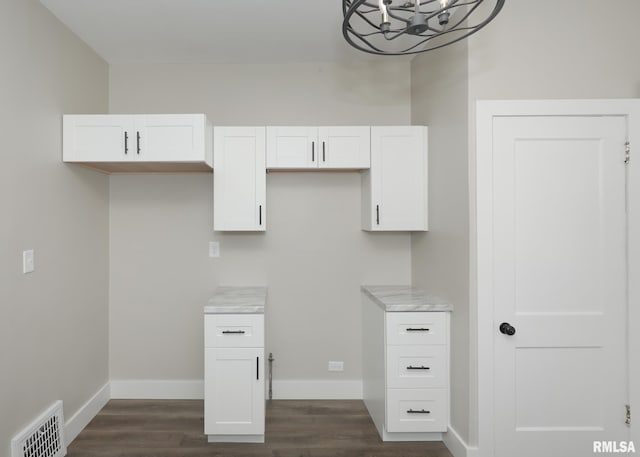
[499, 322, 516, 336]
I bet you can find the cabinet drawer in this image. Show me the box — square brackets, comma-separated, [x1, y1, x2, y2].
[386, 345, 447, 389]
[386, 388, 447, 433]
[205, 314, 264, 348]
[385, 312, 447, 346]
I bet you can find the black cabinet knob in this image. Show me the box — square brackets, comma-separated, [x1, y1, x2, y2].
[499, 322, 516, 336]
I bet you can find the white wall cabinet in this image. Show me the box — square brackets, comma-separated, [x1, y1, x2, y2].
[63, 114, 212, 173]
[204, 313, 265, 442]
[213, 127, 266, 231]
[361, 126, 428, 231]
[266, 126, 370, 169]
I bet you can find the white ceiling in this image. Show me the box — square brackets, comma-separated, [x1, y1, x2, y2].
[39, 0, 378, 64]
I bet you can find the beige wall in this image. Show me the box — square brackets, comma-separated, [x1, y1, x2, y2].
[410, 40, 470, 441]
[108, 62, 413, 385]
[0, 0, 109, 453]
[410, 0, 640, 448]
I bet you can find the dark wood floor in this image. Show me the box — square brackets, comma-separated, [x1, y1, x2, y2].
[67, 399, 454, 457]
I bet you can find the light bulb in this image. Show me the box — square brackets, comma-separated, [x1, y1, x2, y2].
[379, 0, 390, 32]
[438, 0, 453, 27]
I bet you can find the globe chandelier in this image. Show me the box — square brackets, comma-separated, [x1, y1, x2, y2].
[342, 0, 505, 56]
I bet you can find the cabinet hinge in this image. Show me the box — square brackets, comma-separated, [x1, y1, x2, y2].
[625, 142, 630, 165]
[626, 404, 631, 426]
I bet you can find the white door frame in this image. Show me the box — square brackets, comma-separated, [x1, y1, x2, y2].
[475, 99, 640, 457]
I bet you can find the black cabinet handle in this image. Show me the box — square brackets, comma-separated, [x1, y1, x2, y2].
[407, 409, 431, 414]
[124, 132, 129, 154]
[256, 357, 259, 380]
[222, 330, 245, 335]
[136, 131, 141, 154]
[312, 141, 315, 162]
[406, 365, 430, 370]
[322, 141, 326, 162]
[406, 328, 430, 332]
[376, 205, 380, 225]
[259, 205, 262, 225]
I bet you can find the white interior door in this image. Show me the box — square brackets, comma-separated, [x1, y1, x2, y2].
[491, 115, 628, 457]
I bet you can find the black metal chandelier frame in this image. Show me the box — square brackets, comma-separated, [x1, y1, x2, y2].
[342, 0, 505, 56]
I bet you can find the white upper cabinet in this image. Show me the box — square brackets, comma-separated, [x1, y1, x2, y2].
[362, 126, 428, 231]
[63, 114, 212, 173]
[213, 127, 266, 232]
[266, 127, 317, 169]
[266, 126, 370, 170]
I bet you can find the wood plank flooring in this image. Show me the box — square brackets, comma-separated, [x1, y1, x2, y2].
[67, 400, 454, 457]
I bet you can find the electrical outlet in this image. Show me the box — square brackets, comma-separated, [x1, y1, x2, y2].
[209, 241, 220, 258]
[328, 361, 344, 372]
[22, 249, 35, 274]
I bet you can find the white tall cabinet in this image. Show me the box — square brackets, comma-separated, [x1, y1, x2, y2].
[362, 286, 451, 441]
[204, 287, 266, 443]
[213, 127, 266, 231]
[361, 126, 428, 231]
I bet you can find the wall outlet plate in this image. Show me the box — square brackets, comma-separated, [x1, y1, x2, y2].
[209, 241, 220, 258]
[22, 249, 35, 274]
[328, 361, 344, 372]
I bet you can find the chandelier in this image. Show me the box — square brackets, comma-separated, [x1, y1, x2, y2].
[342, 0, 505, 56]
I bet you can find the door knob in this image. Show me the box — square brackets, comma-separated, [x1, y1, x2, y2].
[499, 322, 516, 336]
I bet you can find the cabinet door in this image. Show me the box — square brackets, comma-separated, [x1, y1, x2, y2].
[363, 126, 428, 231]
[213, 127, 266, 231]
[63, 115, 133, 162]
[135, 114, 208, 162]
[266, 127, 317, 169]
[204, 347, 265, 436]
[318, 126, 370, 169]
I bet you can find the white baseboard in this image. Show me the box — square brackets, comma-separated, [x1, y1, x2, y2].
[109, 379, 363, 400]
[443, 425, 480, 457]
[272, 380, 363, 399]
[110, 380, 204, 399]
[64, 382, 110, 445]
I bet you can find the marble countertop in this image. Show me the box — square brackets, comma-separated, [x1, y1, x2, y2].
[204, 286, 267, 314]
[361, 285, 453, 312]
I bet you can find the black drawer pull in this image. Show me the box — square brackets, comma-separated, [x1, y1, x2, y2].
[124, 132, 129, 154]
[407, 409, 431, 414]
[406, 328, 430, 332]
[406, 365, 430, 370]
[222, 330, 246, 335]
[312, 141, 315, 162]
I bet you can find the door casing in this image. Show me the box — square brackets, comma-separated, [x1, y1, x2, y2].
[475, 99, 640, 457]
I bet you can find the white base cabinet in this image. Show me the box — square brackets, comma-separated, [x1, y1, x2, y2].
[63, 114, 212, 173]
[204, 313, 265, 443]
[362, 293, 449, 441]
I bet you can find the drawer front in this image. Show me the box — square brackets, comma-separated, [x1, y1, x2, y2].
[386, 345, 447, 389]
[385, 312, 447, 346]
[386, 388, 447, 433]
[204, 314, 264, 348]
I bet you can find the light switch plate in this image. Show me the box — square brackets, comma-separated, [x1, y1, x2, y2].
[22, 249, 35, 274]
[209, 241, 220, 258]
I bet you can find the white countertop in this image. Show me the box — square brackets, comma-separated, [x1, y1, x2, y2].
[204, 286, 267, 314]
[361, 285, 453, 312]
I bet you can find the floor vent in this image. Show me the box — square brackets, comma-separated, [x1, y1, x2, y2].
[11, 400, 67, 457]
